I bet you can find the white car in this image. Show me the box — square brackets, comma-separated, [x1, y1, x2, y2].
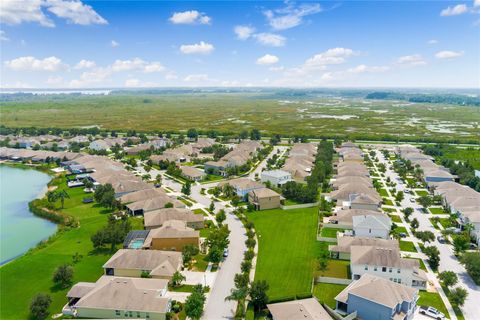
[410, 198, 416, 203]
[419, 306, 445, 320]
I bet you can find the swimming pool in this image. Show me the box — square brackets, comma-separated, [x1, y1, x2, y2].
[128, 239, 144, 249]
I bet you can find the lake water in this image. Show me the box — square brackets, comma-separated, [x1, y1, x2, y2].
[0, 165, 57, 265]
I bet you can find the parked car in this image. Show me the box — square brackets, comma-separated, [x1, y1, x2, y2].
[223, 248, 229, 257]
[469, 242, 478, 250]
[419, 306, 445, 320]
[399, 232, 407, 238]
[437, 235, 446, 243]
[404, 189, 410, 194]
[446, 227, 462, 234]
[410, 198, 416, 203]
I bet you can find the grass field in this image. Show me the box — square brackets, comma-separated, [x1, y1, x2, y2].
[415, 190, 429, 197]
[314, 259, 350, 279]
[378, 188, 389, 197]
[429, 207, 448, 215]
[248, 207, 322, 300]
[389, 214, 403, 223]
[313, 283, 347, 309]
[320, 227, 348, 238]
[418, 291, 449, 317]
[1, 93, 480, 142]
[434, 146, 480, 170]
[400, 241, 417, 252]
[0, 174, 128, 320]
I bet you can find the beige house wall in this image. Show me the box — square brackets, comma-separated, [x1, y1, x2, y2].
[77, 307, 166, 320]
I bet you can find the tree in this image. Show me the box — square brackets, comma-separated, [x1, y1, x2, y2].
[94, 184, 118, 209]
[187, 128, 199, 141]
[91, 218, 132, 252]
[439, 271, 458, 288]
[249, 280, 269, 312]
[182, 244, 200, 265]
[30, 293, 52, 320]
[170, 271, 186, 287]
[449, 287, 468, 307]
[418, 195, 432, 210]
[460, 252, 480, 285]
[395, 191, 404, 202]
[83, 178, 94, 189]
[415, 230, 435, 243]
[453, 234, 470, 255]
[182, 181, 191, 196]
[410, 218, 419, 230]
[250, 128, 261, 141]
[52, 264, 74, 288]
[423, 246, 441, 270]
[316, 251, 329, 274]
[403, 207, 414, 221]
[155, 174, 162, 186]
[184, 285, 206, 320]
[215, 209, 226, 225]
[209, 200, 215, 213]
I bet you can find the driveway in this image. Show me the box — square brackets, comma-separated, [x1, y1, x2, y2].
[375, 149, 480, 320]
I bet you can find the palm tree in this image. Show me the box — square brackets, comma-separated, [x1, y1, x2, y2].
[55, 190, 70, 209]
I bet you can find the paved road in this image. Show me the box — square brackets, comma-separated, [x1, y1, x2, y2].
[375, 150, 480, 320]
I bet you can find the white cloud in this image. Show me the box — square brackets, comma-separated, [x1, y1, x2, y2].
[111, 58, 165, 73]
[4, 56, 66, 71]
[256, 54, 279, 65]
[1, 31, 10, 41]
[110, 40, 119, 47]
[234, 25, 255, 40]
[74, 59, 96, 69]
[475, 0, 480, 7]
[253, 33, 286, 47]
[435, 50, 464, 59]
[0, 0, 107, 27]
[396, 54, 426, 66]
[169, 10, 211, 25]
[46, 0, 107, 25]
[428, 39, 438, 45]
[183, 74, 210, 82]
[305, 48, 356, 68]
[347, 64, 389, 73]
[124, 79, 158, 87]
[264, 3, 322, 30]
[69, 67, 111, 87]
[440, 4, 468, 16]
[180, 41, 214, 54]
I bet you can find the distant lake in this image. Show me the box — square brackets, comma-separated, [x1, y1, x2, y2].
[0, 165, 57, 265]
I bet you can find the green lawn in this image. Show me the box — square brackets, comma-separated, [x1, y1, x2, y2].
[389, 215, 403, 223]
[313, 283, 347, 309]
[429, 207, 447, 215]
[400, 241, 417, 252]
[0, 174, 117, 320]
[415, 190, 429, 197]
[320, 227, 347, 238]
[383, 199, 394, 206]
[314, 259, 350, 279]
[418, 291, 449, 317]
[193, 208, 208, 216]
[248, 207, 322, 300]
[394, 226, 408, 234]
[284, 198, 303, 206]
[378, 188, 389, 197]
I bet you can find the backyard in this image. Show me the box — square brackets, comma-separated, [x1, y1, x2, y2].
[247, 207, 322, 300]
[313, 283, 347, 309]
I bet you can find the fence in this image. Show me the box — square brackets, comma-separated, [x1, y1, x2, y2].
[281, 202, 319, 210]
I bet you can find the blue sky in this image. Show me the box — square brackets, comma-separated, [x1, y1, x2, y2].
[1, 0, 479, 88]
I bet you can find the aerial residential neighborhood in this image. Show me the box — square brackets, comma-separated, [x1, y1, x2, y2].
[0, 1, 479, 320]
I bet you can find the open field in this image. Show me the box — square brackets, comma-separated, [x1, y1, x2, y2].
[1, 93, 480, 142]
[0, 174, 141, 320]
[248, 207, 322, 300]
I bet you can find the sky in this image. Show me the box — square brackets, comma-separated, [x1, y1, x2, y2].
[0, 0, 479, 89]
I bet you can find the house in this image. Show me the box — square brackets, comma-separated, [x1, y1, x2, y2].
[329, 209, 384, 228]
[204, 140, 261, 176]
[180, 166, 206, 182]
[103, 249, 182, 280]
[126, 196, 185, 216]
[349, 193, 382, 211]
[64, 276, 170, 319]
[248, 188, 281, 210]
[219, 178, 265, 199]
[329, 236, 399, 260]
[261, 170, 292, 187]
[352, 214, 391, 239]
[350, 246, 427, 289]
[89, 138, 124, 151]
[335, 274, 418, 320]
[119, 188, 167, 203]
[267, 298, 333, 320]
[143, 220, 200, 251]
[144, 208, 204, 230]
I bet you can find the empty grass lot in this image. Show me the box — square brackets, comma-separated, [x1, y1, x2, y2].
[313, 283, 347, 309]
[389, 215, 403, 223]
[248, 207, 322, 300]
[400, 241, 417, 252]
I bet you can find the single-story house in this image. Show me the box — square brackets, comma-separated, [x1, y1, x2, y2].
[103, 249, 182, 280]
[219, 178, 265, 199]
[64, 276, 170, 320]
[126, 196, 185, 216]
[180, 166, 206, 182]
[335, 274, 418, 320]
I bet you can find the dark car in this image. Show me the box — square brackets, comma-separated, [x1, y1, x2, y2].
[82, 197, 94, 204]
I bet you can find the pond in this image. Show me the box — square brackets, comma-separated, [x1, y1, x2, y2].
[0, 165, 57, 265]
